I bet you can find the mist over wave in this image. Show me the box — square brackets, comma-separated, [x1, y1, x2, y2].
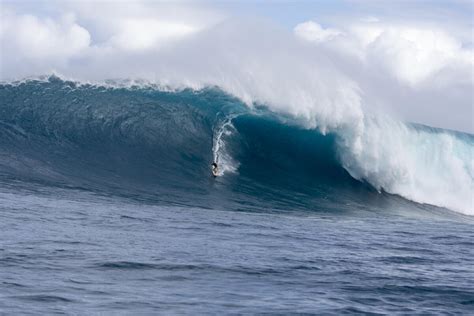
[0, 77, 472, 215]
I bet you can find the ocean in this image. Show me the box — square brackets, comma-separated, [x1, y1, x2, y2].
[0, 77, 473, 314]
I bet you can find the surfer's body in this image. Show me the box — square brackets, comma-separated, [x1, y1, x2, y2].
[211, 162, 219, 177]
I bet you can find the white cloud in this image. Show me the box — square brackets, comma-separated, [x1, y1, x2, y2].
[295, 19, 473, 87]
[107, 19, 196, 51]
[0, 1, 223, 78]
[59, 0, 224, 49]
[0, 9, 91, 78]
[366, 25, 471, 85]
[0, 10, 90, 60]
[294, 21, 342, 43]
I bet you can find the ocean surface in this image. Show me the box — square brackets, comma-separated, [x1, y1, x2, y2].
[1, 77, 473, 314]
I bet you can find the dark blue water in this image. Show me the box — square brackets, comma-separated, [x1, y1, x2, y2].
[1, 78, 473, 314]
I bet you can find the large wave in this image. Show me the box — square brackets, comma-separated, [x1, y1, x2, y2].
[0, 77, 472, 215]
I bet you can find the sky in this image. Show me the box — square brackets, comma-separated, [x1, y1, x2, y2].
[0, 0, 473, 133]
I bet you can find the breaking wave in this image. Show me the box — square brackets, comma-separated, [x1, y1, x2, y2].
[0, 77, 472, 215]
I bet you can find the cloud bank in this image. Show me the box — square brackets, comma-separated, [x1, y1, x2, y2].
[294, 20, 473, 86]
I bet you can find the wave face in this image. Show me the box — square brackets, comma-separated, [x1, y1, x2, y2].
[0, 77, 472, 215]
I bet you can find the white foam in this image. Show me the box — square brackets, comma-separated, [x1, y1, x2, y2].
[212, 115, 240, 176]
[338, 115, 473, 215]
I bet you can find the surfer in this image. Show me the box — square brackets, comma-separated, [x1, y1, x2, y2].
[211, 162, 219, 177]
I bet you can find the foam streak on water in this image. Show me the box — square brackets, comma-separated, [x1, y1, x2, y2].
[212, 114, 240, 175]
